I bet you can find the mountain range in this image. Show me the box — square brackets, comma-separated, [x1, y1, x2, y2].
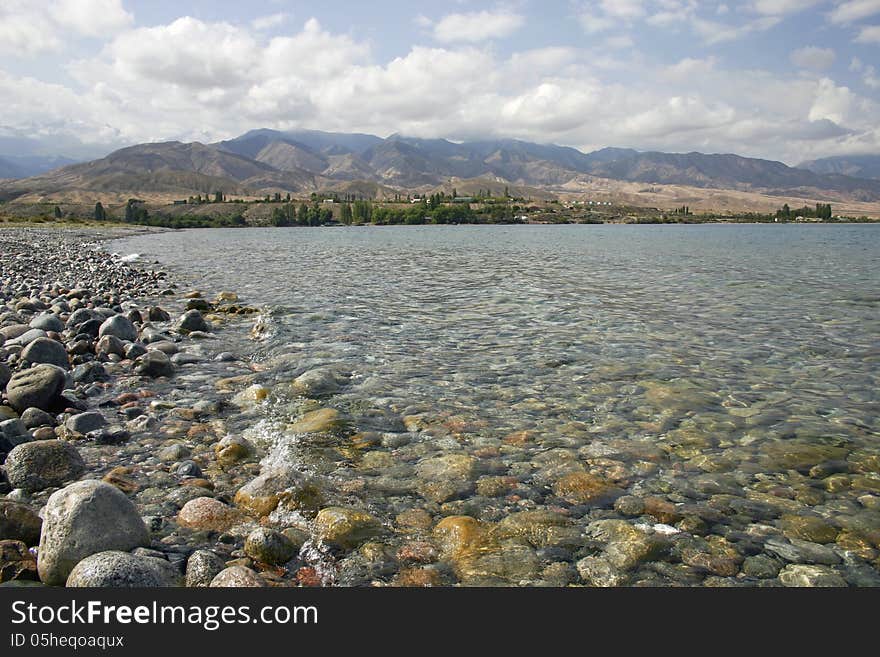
[2, 128, 880, 204]
[797, 154, 880, 181]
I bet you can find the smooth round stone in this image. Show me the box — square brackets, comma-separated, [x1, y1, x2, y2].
[5, 364, 67, 413]
[170, 353, 200, 366]
[177, 497, 242, 532]
[21, 337, 69, 369]
[98, 316, 138, 342]
[29, 314, 64, 333]
[135, 350, 174, 378]
[66, 551, 180, 587]
[176, 310, 210, 334]
[19, 408, 54, 430]
[158, 443, 190, 461]
[65, 411, 107, 435]
[244, 528, 298, 565]
[38, 480, 150, 586]
[209, 566, 266, 587]
[4, 440, 85, 492]
[185, 550, 226, 587]
[13, 329, 48, 347]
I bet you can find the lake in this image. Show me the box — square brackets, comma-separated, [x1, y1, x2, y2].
[108, 224, 880, 586]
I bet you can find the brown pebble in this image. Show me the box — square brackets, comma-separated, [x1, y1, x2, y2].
[296, 566, 324, 587]
[394, 567, 441, 587]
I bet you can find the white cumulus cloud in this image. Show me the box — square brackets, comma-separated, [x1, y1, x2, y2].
[431, 10, 525, 43]
[790, 46, 836, 71]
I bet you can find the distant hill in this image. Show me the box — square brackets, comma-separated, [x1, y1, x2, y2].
[3, 129, 880, 202]
[798, 154, 880, 181]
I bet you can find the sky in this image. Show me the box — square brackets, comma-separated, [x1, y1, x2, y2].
[1, 0, 879, 164]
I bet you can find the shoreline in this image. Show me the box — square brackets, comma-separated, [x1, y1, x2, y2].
[0, 225, 293, 588]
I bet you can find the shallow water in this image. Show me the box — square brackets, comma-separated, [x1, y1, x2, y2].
[109, 224, 880, 585]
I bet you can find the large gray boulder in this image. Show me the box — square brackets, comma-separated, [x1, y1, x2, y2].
[98, 316, 138, 342]
[66, 551, 180, 587]
[4, 440, 85, 492]
[5, 364, 67, 413]
[38, 480, 150, 585]
[21, 338, 69, 369]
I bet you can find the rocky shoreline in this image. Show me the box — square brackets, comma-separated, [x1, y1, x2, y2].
[0, 226, 293, 587]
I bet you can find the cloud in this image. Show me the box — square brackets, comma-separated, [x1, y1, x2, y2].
[828, 0, 880, 24]
[690, 15, 780, 44]
[52, 0, 133, 37]
[751, 0, 822, 16]
[0, 0, 132, 55]
[251, 12, 289, 30]
[2, 13, 879, 165]
[790, 46, 836, 71]
[431, 10, 525, 43]
[855, 23, 880, 40]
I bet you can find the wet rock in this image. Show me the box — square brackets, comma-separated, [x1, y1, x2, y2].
[21, 338, 68, 369]
[614, 495, 646, 516]
[234, 468, 323, 517]
[177, 497, 242, 532]
[214, 435, 255, 467]
[98, 315, 138, 342]
[586, 519, 668, 570]
[177, 310, 210, 334]
[67, 551, 180, 587]
[65, 411, 106, 436]
[209, 566, 266, 587]
[158, 443, 190, 462]
[38, 480, 150, 585]
[742, 554, 782, 579]
[4, 440, 85, 492]
[492, 510, 580, 549]
[0, 499, 42, 545]
[415, 454, 477, 503]
[147, 307, 171, 322]
[287, 408, 349, 434]
[314, 506, 382, 549]
[577, 555, 627, 587]
[185, 549, 226, 587]
[778, 564, 847, 587]
[552, 472, 623, 506]
[5, 364, 67, 413]
[290, 366, 350, 398]
[779, 514, 839, 544]
[0, 362, 11, 389]
[134, 350, 174, 378]
[244, 528, 297, 565]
